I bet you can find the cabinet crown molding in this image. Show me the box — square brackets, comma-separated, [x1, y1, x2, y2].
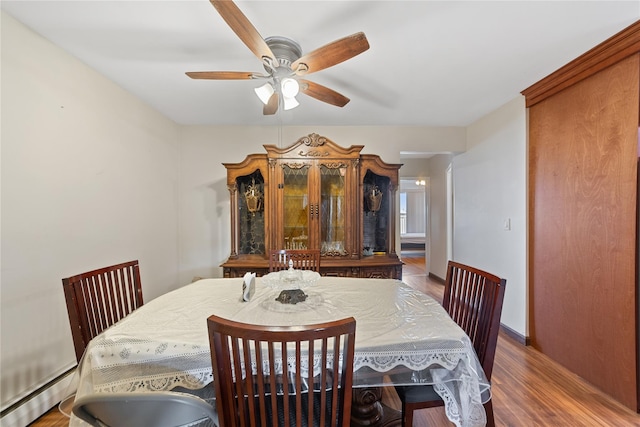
[264, 133, 364, 159]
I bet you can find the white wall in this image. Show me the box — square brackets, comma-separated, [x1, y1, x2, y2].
[452, 96, 527, 336]
[1, 12, 180, 420]
[178, 126, 275, 284]
[426, 154, 455, 280]
[399, 158, 429, 179]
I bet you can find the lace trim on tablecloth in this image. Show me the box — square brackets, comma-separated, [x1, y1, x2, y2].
[87, 337, 476, 390]
[95, 369, 213, 393]
[432, 360, 488, 427]
[354, 347, 467, 372]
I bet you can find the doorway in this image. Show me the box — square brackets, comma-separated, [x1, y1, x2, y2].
[400, 178, 428, 260]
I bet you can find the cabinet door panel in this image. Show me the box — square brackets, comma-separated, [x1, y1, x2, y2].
[237, 172, 265, 255]
[320, 164, 347, 255]
[363, 171, 391, 254]
[282, 164, 310, 250]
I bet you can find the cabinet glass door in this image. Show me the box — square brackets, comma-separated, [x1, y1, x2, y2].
[282, 165, 310, 250]
[363, 170, 390, 254]
[237, 171, 265, 255]
[320, 165, 347, 255]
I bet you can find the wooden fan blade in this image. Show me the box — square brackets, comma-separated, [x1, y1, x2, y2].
[291, 32, 369, 76]
[299, 80, 350, 107]
[186, 71, 260, 80]
[210, 0, 277, 67]
[263, 92, 279, 115]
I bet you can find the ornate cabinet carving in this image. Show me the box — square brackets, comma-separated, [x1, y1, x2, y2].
[222, 133, 402, 279]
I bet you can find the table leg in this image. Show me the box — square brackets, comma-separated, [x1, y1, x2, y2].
[351, 387, 401, 427]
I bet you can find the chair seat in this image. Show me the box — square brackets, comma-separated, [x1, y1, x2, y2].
[394, 384, 441, 404]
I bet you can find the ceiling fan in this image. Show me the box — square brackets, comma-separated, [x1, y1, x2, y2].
[186, 0, 370, 115]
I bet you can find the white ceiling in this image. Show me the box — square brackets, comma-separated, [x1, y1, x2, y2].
[2, 1, 638, 128]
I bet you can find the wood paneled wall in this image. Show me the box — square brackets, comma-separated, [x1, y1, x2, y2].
[523, 21, 640, 412]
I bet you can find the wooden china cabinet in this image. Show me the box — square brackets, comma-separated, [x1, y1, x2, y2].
[221, 133, 403, 279]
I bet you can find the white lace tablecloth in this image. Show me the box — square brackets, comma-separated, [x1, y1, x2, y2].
[73, 277, 489, 427]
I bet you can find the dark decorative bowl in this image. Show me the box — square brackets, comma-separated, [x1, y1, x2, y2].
[275, 289, 308, 304]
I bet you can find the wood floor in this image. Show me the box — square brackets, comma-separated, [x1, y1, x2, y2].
[29, 252, 640, 426]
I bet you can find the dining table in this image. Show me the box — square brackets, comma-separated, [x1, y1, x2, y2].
[69, 274, 490, 427]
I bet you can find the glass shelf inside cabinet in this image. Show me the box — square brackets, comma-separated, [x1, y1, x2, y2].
[237, 171, 265, 255]
[363, 170, 390, 255]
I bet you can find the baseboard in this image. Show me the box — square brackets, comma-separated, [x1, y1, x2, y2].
[500, 323, 530, 345]
[401, 243, 426, 250]
[427, 272, 446, 284]
[1, 367, 76, 427]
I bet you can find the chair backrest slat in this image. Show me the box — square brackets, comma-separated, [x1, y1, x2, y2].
[103, 272, 116, 327]
[112, 269, 125, 320]
[443, 261, 506, 380]
[208, 315, 355, 427]
[269, 249, 321, 272]
[268, 343, 279, 426]
[63, 260, 143, 362]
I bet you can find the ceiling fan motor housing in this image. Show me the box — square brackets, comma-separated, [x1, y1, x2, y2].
[264, 36, 302, 71]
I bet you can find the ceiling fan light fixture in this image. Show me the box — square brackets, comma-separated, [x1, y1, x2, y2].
[283, 95, 299, 111]
[281, 78, 300, 98]
[254, 82, 275, 105]
[188, 1, 370, 116]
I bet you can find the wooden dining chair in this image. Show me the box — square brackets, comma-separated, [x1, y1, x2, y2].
[207, 315, 356, 427]
[269, 249, 321, 273]
[395, 261, 506, 427]
[62, 260, 144, 362]
[72, 391, 218, 427]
